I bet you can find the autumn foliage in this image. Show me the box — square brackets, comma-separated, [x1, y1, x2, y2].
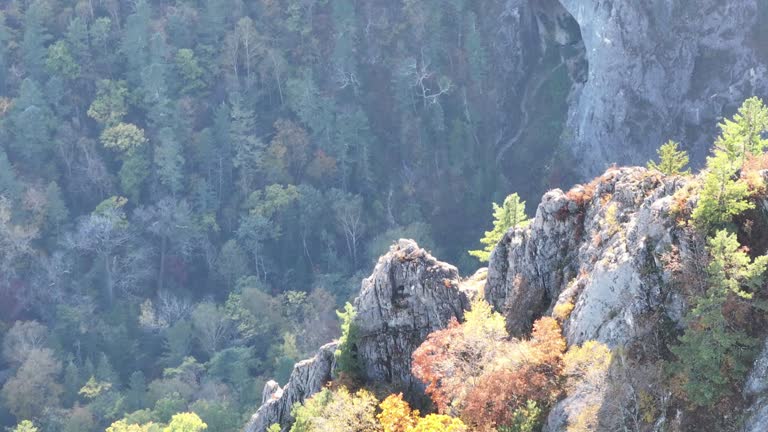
[411, 300, 567, 430]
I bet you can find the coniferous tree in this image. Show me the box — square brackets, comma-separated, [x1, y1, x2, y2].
[672, 230, 768, 406]
[715, 96, 768, 165]
[21, 1, 51, 81]
[469, 193, 530, 262]
[647, 140, 690, 175]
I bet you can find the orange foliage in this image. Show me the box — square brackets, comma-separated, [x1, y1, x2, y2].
[461, 317, 566, 430]
[412, 311, 567, 431]
[565, 181, 596, 208]
[410, 319, 463, 412]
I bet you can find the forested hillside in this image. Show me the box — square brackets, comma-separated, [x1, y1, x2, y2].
[0, 0, 541, 430]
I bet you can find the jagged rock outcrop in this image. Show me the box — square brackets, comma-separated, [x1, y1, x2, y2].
[487, 166, 692, 345]
[559, 0, 768, 175]
[243, 342, 337, 432]
[244, 240, 471, 432]
[744, 340, 768, 432]
[353, 239, 471, 392]
[485, 166, 704, 430]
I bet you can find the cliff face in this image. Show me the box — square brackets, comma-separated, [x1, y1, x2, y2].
[558, 0, 767, 175]
[353, 239, 472, 391]
[486, 0, 767, 182]
[246, 168, 768, 431]
[243, 343, 338, 432]
[486, 166, 692, 344]
[244, 240, 471, 432]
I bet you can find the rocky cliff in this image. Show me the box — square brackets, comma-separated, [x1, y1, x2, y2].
[246, 167, 768, 431]
[486, 166, 692, 344]
[489, 0, 768, 183]
[244, 240, 472, 432]
[559, 0, 768, 175]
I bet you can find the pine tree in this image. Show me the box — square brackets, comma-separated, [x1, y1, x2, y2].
[469, 193, 530, 262]
[155, 127, 185, 195]
[692, 151, 753, 229]
[647, 140, 690, 175]
[21, 1, 51, 81]
[714, 97, 768, 164]
[121, 0, 151, 84]
[671, 230, 768, 406]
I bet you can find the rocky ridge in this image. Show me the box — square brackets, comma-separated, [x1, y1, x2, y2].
[244, 240, 472, 432]
[245, 167, 768, 431]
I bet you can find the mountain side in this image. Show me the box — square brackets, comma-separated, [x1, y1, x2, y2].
[558, 0, 768, 175]
[245, 240, 472, 432]
[245, 165, 768, 431]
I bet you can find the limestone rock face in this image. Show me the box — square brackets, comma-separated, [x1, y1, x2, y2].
[243, 342, 337, 432]
[243, 239, 470, 431]
[353, 239, 471, 392]
[487, 166, 692, 346]
[558, 0, 768, 175]
[485, 167, 702, 429]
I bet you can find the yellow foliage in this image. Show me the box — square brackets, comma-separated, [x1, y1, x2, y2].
[638, 390, 658, 424]
[563, 340, 612, 391]
[408, 414, 468, 432]
[553, 301, 575, 322]
[563, 341, 612, 432]
[378, 394, 419, 432]
[462, 299, 508, 341]
[106, 421, 160, 432]
[566, 403, 600, 432]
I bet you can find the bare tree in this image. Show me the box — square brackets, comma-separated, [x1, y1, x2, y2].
[65, 206, 131, 305]
[329, 189, 365, 268]
[191, 302, 234, 356]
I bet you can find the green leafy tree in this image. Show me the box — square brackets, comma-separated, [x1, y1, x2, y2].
[45, 40, 80, 79]
[647, 140, 690, 175]
[7, 79, 54, 165]
[175, 48, 206, 94]
[164, 412, 207, 432]
[671, 230, 768, 406]
[498, 400, 541, 432]
[334, 302, 360, 379]
[120, 150, 151, 203]
[189, 400, 240, 432]
[88, 80, 129, 126]
[469, 193, 530, 262]
[101, 123, 148, 153]
[1, 348, 63, 421]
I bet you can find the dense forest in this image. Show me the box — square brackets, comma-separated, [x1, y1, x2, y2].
[0, 0, 549, 430]
[5, 0, 768, 431]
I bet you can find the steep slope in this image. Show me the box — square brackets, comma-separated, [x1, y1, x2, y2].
[244, 240, 472, 432]
[245, 167, 768, 431]
[486, 166, 692, 343]
[558, 0, 768, 175]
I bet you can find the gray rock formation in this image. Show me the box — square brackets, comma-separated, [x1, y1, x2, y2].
[745, 340, 768, 432]
[487, 166, 692, 345]
[353, 239, 471, 392]
[485, 166, 704, 430]
[244, 239, 471, 432]
[558, 0, 768, 175]
[243, 342, 337, 432]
